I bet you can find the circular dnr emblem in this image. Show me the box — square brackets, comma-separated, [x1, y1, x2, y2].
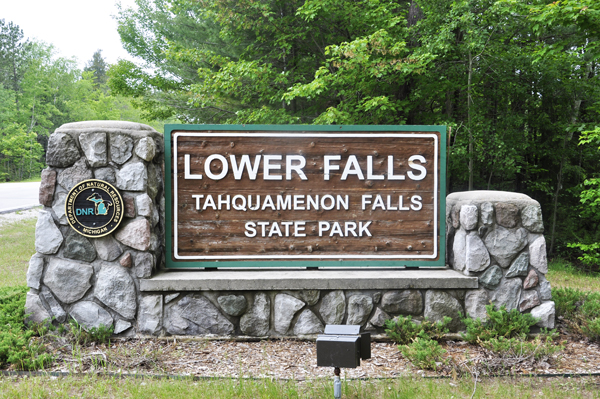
[65, 179, 124, 238]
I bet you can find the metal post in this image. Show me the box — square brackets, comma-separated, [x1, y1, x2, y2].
[333, 367, 341, 399]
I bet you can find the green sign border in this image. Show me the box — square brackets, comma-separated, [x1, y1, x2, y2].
[164, 124, 447, 268]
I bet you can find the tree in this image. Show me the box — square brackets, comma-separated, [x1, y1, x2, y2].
[84, 49, 108, 86]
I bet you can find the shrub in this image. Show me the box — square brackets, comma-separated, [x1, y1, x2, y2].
[68, 319, 114, 346]
[399, 335, 446, 370]
[384, 315, 451, 344]
[478, 336, 564, 361]
[553, 287, 586, 317]
[461, 304, 539, 343]
[581, 318, 600, 341]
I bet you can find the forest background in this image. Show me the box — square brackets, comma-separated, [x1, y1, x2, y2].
[1, 0, 599, 267]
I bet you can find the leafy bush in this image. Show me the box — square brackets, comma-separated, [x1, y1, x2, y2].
[553, 287, 600, 341]
[461, 304, 539, 343]
[0, 286, 53, 370]
[553, 287, 586, 317]
[384, 315, 451, 344]
[68, 319, 114, 346]
[399, 335, 446, 370]
[478, 336, 564, 361]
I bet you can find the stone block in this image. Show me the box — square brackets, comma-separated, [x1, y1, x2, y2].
[369, 307, 391, 327]
[25, 292, 51, 324]
[114, 320, 133, 334]
[530, 301, 555, 329]
[505, 252, 529, 278]
[46, 132, 80, 167]
[521, 204, 544, 233]
[523, 269, 539, 289]
[110, 135, 133, 165]
[119, 252, 132, 268]
[452, 228, 467, 271]
[538, 275, 552, 301]
[466, 232, 490, 273]
[57, 158, 93, 191]
[94, 264, 137, 319]
[63, 230, 97, 263]
[147, 162, 160, 199]
[240, 293, 270, 336]
[451, 206, 460, 228]
[218, 295, 248, 317]
[167, 295, 233, 335]
[480, 202, 494, 225]
[79, 132, 108, 167]
[489, 278, 521, 311]
[299, 290, 320, 306]
[495, 203, 520, 228]
[135, 137, 156, 162]
[465, 289, 489, 321]
[134, 253, 154, 278]
[40, 287, 67, 323]
[479, 265, 502, 289]
[69, 301, 114, 331]
[529, 236, 548, 274]
[123, 195, 136, 218]
[274, 293, 305, 334]
[136, 193, 153, 217]
[93, 235, 123, 261]
[115, 218, 151, 251]
[138, 295, 162, 335]
[460, 205, 478, 230]
[319, 290, 346, 325]
[519, 290, 541, 312]
[43, 257, 93, 304]
[346, 295, 373, 326]
[293, 309, 324, 335]
[94, 167, 116, 184]
[424, 290, 464, 332]
[52, 192, 68, 225]
[26, 253, 44, 290]
[39, 169, 57, 206]
[380, 290, 423, 315]
[116, 162, 147, 192]
[484, 226, 528, 268]
[35, 211, 63, 255]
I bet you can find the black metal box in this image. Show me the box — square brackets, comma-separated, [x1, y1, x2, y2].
[316, 335, 361, 368]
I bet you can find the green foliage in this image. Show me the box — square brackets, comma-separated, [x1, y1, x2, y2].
[551, 287, 600, 341]
[0, 286, 53, 370]
[478, 335, 564, 361]
[67, 319, 114, 346]
[384, 315, 451, 344]
[399, 335, 446, 370]
[462, 304, 539, 343]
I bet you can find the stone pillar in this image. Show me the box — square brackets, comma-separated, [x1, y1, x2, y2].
[26, 121, 164, 335]
[446, 191, 555, 328]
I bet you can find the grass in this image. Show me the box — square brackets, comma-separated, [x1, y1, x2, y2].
[0, 375, 599, 399]
[0, 218, 36, 288]
[0, 176, 41, 183]
[547, 258, 600, 292]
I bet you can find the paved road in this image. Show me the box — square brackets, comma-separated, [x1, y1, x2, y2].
[0, 182, 41, 214]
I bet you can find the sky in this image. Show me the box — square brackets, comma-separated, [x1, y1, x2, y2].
[2, 0, 138, 69]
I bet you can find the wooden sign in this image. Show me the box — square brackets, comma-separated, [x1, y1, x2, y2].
[165, 125, 446, 268]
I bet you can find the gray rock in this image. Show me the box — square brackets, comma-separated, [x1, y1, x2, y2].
[479, 265, 503, 289]
[523, 269, 539, 289]
[136, 194, 153, 217]
[218, 295, 247, 317]
[26, 253, 45, 290]
[40, 287, 66, 323]
[35, 211, 63, 255]
[46, 132, 80, 167]
[480, 202, 494, 225]
[135, 137, 156, 162]
[452, 228, 467, 272]
[25, 292, 51, 324]
[52, 192, 68, 225]
[274, 293, 305, 334]
[63, 230, 97, 262]
[94, 167, 116, 184]
[380, 290, 423, 315]
[424, 291, 464, 332]
[369, 307, 391, 327]
[489, 278, 522, 311]
[240, 293, 270, 336]
[530, 301, 555, 329]
[522, 205, 544, 233]
[69, 301, 113, 331]
[116, 162, 147, 191]
[114, 320, 132, 334]
[152, 206, 160, 227]
[484, 226, 528, 267]
[373, 292, 382, 304]
[39, 169, 57, 206]
[495, 203, 519, 228]
[177, 295, 234, 335]
[93, 235, 123, 261]
[460, 205, 478, 230]
[346, 295, 373, 326]
[466, 232, 490, 273]
[57, 158, 93, 191]
[451, 206, 460, 228]
[529, 236, 548, 274]
[134, 253, 154, 278]
[115, 218, 151, 251]
[94, 264, 137, 319]
[519, 290, 541, 312]
[110, 135, 134, 165]
[123, 195, 136, 218]
[138, 295, 163, 335]
[165, 304, 190, 335]
[538, 275, 552, 301]
[299, 290, 320, 306]
[79, 132, 107, 167]
[320, 291, 346, 325]
[465, 290, 489, 321]
[147, 162, 159, 199]
[505, 252, 529, 278]
[165, 294, 179, 304]
[293, 309, 324, 335]
[43, 257, 93, 304]
[119, 252, 132, 268]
